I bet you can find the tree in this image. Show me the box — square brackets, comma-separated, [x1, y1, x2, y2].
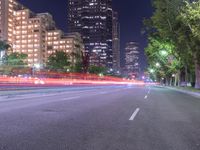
[0, 41, 10, 52]
[6, 52, 28, 67]
[144, 0, 200, 88]
[88, 65, 107, 75]
[47, 51, 70, 72]
[70, 51, 84, 73]
[0, 52, 27, 75]
[81, 52, 90, 73]
[145, 37, 181, 84]
[0, 41, 10, 64]
[177, 1, 200, 88]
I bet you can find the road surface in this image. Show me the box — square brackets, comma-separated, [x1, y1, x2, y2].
[0, 85, 200, 150]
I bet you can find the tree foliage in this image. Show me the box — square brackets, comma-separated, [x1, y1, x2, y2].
[88, 65, 107, 74]
[5, 52, 28, 67]
[0, 41, 10, 52]
[144, 0, 200, 88]
[0, 52, 28, 75]
[47, 51, 71, 72]
[146, 37, 181, 79]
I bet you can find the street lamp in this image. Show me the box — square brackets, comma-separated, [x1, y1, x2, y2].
[156, 62, 160, 68]
[99, 73, 103, 77]
[34, 64, 41, 70]
[149, 69, 155, 73]
[160, 50, 168, 56]
[67, 68, 70, 72]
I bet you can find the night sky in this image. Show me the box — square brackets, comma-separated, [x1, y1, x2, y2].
[18, 0, 153, 71]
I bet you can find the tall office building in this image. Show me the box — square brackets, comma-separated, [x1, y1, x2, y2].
[112, 11, 120, 71]
[0, 0, 84, 67]
[68, 0, 113, 68]
[125, 42, 140, 77]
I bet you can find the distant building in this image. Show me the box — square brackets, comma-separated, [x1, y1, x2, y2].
[125, 42, 140, 78]
[45, 32, 84, 65]
[112, 11, 120, 72]
[0, 0, 84, 67]
[68, 0, 113, 68]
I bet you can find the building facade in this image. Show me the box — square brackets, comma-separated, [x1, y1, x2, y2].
[45, 31, 84, 64]
[125, 42, 140, 78]
[0, 0, 14, 42]
[112, 11, 120, 72]
[12, 9, 48, 66]
[68, 0, 113, 68]
[0, 0, 84, 67]
[0, 0, 23, 42]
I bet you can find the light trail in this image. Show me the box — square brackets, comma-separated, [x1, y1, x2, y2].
[0, 72, 158, 86]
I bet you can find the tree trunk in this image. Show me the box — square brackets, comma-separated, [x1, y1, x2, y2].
[185, 65, 188, 85]
[170, 77, 172, 86]
[166, 77, 169, 86]
[177, 71, 181, 87]
[195, 60, 200, 89]
[174, 75, 177, 86]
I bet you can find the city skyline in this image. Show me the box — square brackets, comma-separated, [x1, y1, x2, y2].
[1, 1, 200, 150]
[18, 0, 153, 70]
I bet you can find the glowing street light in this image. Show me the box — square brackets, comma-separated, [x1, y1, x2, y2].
[155, 62, 160, 68]
[67, 68, 70, 72]
[149, 69, 155, 73]
[99, 73, 103, 77]
[160, 50, 168, 56]
[34, 64, 41, 69]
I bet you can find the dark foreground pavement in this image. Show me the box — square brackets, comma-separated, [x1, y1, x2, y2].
[0, 85, 200, 150]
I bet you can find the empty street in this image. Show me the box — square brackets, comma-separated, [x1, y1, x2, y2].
[0, 85, 200, 150]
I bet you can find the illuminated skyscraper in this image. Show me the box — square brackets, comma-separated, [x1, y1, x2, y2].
[125, 42, 140, 77]
[68, 0, 113, 68]
[112, 11, 120, 71]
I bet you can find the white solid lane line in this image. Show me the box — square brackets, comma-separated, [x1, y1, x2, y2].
[129, 108, 140, 121]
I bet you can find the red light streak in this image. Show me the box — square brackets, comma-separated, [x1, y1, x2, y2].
[0, 72, 148, 86]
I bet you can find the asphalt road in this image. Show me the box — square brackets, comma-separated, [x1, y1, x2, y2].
[0, 85, 200, 150]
